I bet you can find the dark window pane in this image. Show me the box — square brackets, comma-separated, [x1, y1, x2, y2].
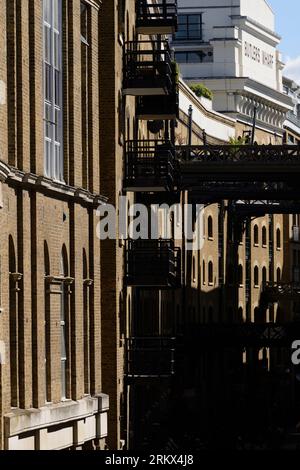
[54, 69, 60, 106]
[178, 15, 187, 24]
[175, 52, 187, 63]
[45, 63, 52, 102]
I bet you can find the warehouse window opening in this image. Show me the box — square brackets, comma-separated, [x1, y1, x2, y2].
[43, 0, 64, 182]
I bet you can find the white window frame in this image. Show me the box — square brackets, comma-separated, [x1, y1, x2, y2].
[43, 0, 64, 182]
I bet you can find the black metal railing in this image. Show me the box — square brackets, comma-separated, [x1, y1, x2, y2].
[124, 140, 178, 191]
[177, 144, 300, 162]
[229, 201, 300, 217]
[125, 239, 181, 287]
[123, 41, 173, 96]
[126, 337, 176, 378]
[261, 282, 300, 303]
[136, 0, 178, 34]
[177, 144, 300, 183]
[136, 92, 179, 120]
[182, 323, 300, 349]
[188, 182, 300, 203]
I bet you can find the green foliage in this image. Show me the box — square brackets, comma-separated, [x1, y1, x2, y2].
[171, 61, 180, 84]
[229, 136, 249, 145]
[189, 83, 213, 101]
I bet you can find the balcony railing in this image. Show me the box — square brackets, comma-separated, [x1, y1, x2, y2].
[261, 282, 300, 305]
[182, 323, 300, 348]
[177, 144, 300, 184]
[136, 0, 178, 35]
[125, 239, 181, 288]
[123, 41, 173, 96]
[136, 92, 179, 120]
[124, 140, 178, 192]
[126, 337, 176, 378]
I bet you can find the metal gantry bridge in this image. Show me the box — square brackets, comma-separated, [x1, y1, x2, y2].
[177, 144, 300, 184]
[124, 142, 300, 368]
[125, 141, 300, 202]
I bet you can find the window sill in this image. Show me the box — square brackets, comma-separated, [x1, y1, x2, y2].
[262, 244, 267, 248]
[208, 282, 214, 287]
[208, 237, 214, 241]
[254, 285, 259, 288]
[254, 243, 259, 247]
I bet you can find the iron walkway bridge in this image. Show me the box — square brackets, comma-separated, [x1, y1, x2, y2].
[177, 144, 300, 185]
[124, 141, 300, 201]
[228, 200, 300, 217]
[180, 322, 300, 349]
[261, 282, 300, 307]
[187, 182, 300, 203]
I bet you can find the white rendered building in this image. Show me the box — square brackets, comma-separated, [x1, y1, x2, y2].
[172, 0, 293, 138]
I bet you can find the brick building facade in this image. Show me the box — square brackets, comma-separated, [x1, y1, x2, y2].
[0, 0, 299, 451]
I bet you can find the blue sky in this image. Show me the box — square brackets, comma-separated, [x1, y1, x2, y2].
[267, 0, 300, 83]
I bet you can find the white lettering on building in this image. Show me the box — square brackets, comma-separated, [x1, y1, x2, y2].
[244, 42, 274, 68]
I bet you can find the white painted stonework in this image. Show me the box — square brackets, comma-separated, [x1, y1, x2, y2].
[173, 0, 293, 133]
[4, 394, 109, 450]
[179, 79, 236, 142]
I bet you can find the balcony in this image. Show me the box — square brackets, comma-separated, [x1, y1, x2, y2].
[136, 92, 179, 120]
[136, 0, 178, 35]
[125, 239, 181, 288]
[124, 140, 178, 192]
[126, 337, 176, 378]
[123, 41, 173, 96]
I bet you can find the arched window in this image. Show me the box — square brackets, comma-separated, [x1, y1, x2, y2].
[202, 260, 206, 285]
[208, 261, 213, 284]
[254, 224, 259, 245]
[262, 226, 267, 246]
[83, 248, 90, 395]
[44, 241, 51, 403]
[192, 256, 196, 283]
[262, 266, 267, 285]
[276, 228, 281, 249]
[9, 236, 18, 407]
[254, 266, 259, 286]
[238, 264, 243, 286]
[60, 247, 69, 400]
[208, 216, 213, 239]
[276, 267, 281, 283]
